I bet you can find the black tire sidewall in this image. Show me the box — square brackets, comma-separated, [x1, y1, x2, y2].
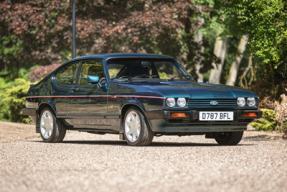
[215, 131, 243, 145]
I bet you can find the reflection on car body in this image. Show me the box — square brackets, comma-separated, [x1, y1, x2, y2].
[22, 54, 262, 146]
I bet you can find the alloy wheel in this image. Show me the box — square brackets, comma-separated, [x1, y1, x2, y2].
[125, 111, 141, 142]
[40, 110, 54, 139]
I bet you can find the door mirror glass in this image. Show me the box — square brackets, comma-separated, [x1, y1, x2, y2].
[87, 76, 99, 84]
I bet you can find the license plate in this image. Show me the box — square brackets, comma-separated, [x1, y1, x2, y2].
[199, 111, 234, 121]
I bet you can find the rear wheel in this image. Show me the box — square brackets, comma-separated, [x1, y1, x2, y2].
[214, 131, 243, 145]
[124, 107, 154, 146]
[40, 108, 66, 143]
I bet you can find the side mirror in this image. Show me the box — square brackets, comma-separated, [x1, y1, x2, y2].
[192, 76, 198, 82]
[87, 75, 99, 84]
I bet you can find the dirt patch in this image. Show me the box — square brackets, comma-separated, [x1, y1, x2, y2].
[0, 121, 38, 142]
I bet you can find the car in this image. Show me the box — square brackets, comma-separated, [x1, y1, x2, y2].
[22, 53, 262, 146]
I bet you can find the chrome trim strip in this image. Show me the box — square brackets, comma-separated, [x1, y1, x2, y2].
[26, 95, 166, 99]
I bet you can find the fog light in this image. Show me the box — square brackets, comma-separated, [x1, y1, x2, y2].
[171, 113, 186, 117]
[244, 113, 257, 117]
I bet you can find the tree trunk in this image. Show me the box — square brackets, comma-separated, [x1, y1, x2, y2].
[193, 17, 204, 82]
[226, 35, 249, 86]
[208, 37, 229, 84]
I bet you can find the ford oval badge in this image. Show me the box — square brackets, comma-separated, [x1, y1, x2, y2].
[210, 101, 218, 106]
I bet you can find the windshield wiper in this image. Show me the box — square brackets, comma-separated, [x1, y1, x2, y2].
[124, 74, 158, 81]
[168, 75, 191, 81]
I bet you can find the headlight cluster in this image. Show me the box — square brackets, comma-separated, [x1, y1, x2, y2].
[237, 97, 256, 107]
[166, 98, 187, 108]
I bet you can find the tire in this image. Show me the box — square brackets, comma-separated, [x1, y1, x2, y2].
[39, 108, 66, 143]
[214, 131, 244, 145]
[123, 107, 154, 146]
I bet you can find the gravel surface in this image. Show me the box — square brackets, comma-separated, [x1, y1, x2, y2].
[0, 122, 287, 192]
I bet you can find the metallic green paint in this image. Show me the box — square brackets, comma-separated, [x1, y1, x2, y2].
[23, 54, 261, 136]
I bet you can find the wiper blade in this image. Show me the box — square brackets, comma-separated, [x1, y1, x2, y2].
[168, 75, 191, 81]
[125, 74, 158, 81]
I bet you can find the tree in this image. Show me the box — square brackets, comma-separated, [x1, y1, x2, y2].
[226, 35, 248, 86]
[0, 0, 204, 71]
[218, 0, 287, 98]
[208, 36, 229, 84]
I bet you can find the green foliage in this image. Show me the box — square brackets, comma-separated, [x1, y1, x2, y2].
[250, 109, 278, 131]
[218, 0, 287, 98]
[261, 109, 277, 121]
[0, 78, 31, 123]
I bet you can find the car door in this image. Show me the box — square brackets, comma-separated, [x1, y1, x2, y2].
[66, 59, 111, 130]
[52, 61, 80, 118]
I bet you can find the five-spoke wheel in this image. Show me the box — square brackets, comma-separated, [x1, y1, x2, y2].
[40, 108, 66, 143]
[124, 107, 154, 146]
[40, 110, 54, 139]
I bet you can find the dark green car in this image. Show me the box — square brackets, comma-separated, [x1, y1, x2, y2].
[22, 54, 262, 146]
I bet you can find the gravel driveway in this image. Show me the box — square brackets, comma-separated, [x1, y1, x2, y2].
[0, 122, 287, 192]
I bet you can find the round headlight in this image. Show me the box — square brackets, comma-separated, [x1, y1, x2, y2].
[166, 98, 175, 107]
[177, 98, 186, 107]
[247, 97, 256, 107]
[237, 97, 246, 107]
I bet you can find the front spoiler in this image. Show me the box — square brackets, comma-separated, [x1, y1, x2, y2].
[145, 110, 262, 121]
[145, 109, 262, 133]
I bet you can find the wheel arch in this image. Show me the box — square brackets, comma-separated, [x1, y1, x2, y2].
[120, 103, 152, 134]
[38, 102, 56, 115]
[36, 102, 57, 132]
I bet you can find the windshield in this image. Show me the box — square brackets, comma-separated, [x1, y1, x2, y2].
[107, 58, 190, 81]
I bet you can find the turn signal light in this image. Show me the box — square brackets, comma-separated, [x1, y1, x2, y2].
[171, 113, 186, 117]
[244, 113, 257, 117]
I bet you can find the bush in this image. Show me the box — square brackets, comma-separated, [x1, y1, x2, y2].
[251, 95, 287, 136]
[274, 94, 287, 136]
[29, 64, 61, 82]
[250, 109, 278, 131]
[0, 78, 32, 123]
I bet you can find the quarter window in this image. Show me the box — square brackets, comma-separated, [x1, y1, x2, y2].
[54, 62, 79, 84]
[79, 60, 105, 85]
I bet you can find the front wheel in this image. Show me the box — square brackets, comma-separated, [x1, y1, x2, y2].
[214, 131, 243, 145]
[40, 108, 66, 143]
[124, 107, 154, 146]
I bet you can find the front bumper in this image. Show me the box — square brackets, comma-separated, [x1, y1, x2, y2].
[145, 110, 262, 133]
[145, 110, 262, 121]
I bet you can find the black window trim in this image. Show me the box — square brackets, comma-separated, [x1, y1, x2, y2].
[52, 61, 81, 86]
[76, 58, 106, 86]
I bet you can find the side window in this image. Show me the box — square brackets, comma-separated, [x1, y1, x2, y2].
[54, 62, 79, 84]
[79, 60, 105, 85]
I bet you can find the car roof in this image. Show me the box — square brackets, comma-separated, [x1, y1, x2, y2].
[67, 53, 174, 63]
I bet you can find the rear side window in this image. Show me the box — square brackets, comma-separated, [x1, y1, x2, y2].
[79, 60, 105, 85]
[54, 62, 79, 84]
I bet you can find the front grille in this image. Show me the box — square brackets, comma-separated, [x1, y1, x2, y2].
[188, 99, 237, 109]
